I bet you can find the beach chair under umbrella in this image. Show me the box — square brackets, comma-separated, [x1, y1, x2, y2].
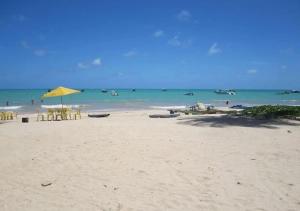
[41, 86, 80, 109]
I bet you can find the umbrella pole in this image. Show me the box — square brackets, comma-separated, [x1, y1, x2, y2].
[61, 96, 63, 109]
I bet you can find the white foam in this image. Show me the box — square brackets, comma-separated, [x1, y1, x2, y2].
[41, 104, 85, 109]
[0, 106, 23, 110]
[150, 105, 187, 110]
[281, 100, 299, 102]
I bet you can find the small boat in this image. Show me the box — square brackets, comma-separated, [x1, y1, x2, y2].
[184, 92, 194, 96]
[81, 89, 85, 92]
[149, 114, 180, 118]
[111, 90, 118, 96]
[214, 89, 236, 95]
[101, 89, 108, 93]
[214, 89, 226, 94]
[161, 89, 167, 92]
[88, 114, 110, 118]
[279, 90, 300, 94]
[132, 89, 136, 92]
[230, 105, 250, 109]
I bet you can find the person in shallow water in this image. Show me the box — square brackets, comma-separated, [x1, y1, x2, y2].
[6, 101, 9, 106]
[31, 99, 35, 105]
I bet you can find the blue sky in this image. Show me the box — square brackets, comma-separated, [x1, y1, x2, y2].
[0, 0, 299, 89]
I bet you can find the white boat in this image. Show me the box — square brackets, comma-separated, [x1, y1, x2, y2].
[111, 90, 118, 96]
[279, 90, 300, 94]
[214, 89, 236, 95]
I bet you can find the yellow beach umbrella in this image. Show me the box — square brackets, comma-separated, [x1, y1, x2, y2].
[42, 86, 80, 108]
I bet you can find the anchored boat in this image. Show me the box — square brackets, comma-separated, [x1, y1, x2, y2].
[214, 89, 236, 95]
[111, 90, 118, 96]
[278, 90, 300, 95]
[184, 92, 194, 96]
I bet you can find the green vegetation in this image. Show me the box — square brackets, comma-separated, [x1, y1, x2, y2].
[179, 105, 300, 120]
[241, 105, 300, 119]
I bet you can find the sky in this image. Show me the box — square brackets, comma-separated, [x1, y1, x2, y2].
[0, 0, 300, 89]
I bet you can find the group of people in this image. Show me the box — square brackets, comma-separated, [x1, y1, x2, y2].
[5, 99, 44, 106]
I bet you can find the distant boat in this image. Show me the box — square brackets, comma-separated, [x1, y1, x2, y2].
[230, 105, 250, 109]
[214, 89, 236, 95]
[279, 90, 300, 94]
[161, 89, 167, 92]
[111, 90, 118, 96]
[132, 89, 136, 92]
[228, 91, 236, 95]
[101, 89, 108, 93]
[81, 89, 85, 92]
[184, 92, 194, 96]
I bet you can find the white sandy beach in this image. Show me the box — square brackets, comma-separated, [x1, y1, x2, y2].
[0, 110, 300, 211]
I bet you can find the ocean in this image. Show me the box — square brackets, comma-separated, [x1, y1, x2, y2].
[0, 89, 300, 113]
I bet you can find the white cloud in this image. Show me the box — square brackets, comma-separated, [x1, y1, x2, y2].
[168, 36, 181, 47]
[20, 41, 30, 49]
[34, 49, 46, 56]
[77, 62, 89, 69]
[78, 57, 102, 69]
[92, 58, 102, 66]
[38, 34, 46, 41]
[153, 30, 164, 38]
[14, 14, 26, 22]
[250, 61, 268, 65]
[281, 65, 287, 70]
[168, 36, 192, 48]
[123, 50, 137, 57]
[20, 41, 48, 57]
[208, 43, 221, 55]
[280, 48, 294, 55]
[182, 39, 193, 47]
[247, 69, 257, 74]
[177, 10, 191, 21]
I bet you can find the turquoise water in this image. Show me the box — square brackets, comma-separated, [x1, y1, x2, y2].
[0, 89, 300, 112]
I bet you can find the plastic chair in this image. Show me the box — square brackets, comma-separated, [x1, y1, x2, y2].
[73, 109, 81, 120]
[47, 109, 55, 121]
[37, 109, 46, 121]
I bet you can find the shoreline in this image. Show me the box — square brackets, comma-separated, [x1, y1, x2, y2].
[0, 101, 300, 114]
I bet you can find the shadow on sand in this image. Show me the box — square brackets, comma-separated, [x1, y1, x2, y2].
[177, 115, 300, 129]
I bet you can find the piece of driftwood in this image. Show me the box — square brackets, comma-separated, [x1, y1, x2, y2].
[149, 114, 180, 118]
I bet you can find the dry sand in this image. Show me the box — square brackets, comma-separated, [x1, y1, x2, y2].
[0, 110, 300, 211]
